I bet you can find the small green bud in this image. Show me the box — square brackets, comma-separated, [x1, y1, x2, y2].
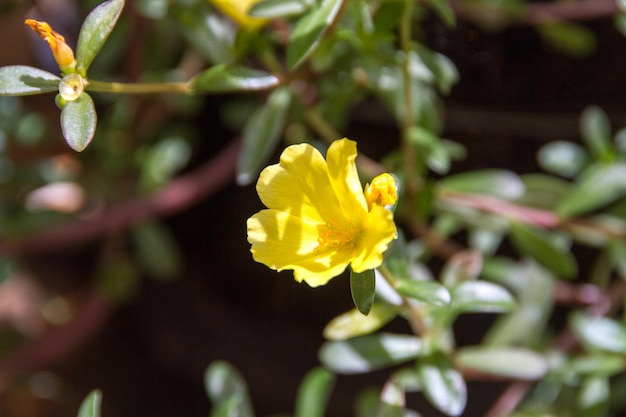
[58, 73, 85, 102]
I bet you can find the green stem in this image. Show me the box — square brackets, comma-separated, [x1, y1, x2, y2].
[86, 79, 191, 94]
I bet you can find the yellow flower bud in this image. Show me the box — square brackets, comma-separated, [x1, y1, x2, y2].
[365, 173, 398, 211]
[25, 19, 76, 73]
[209, 0, 268, 30]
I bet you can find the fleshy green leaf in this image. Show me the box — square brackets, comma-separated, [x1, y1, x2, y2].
[60, 93, 97, 152]
[456, 347, 548, 380]
[190, 64, 280, 93]
[0, 66, 60, 96]
[451, 281, 516, 314]
[509, 222, 577, 278]
[537, 141, 589, 178]
[76, 0, 125, 75]
[557, 163, 626, 218]
[294, 367, 335, 417]
[571, 312, 626, 354]
[132, 221, 182, 281]
[417, 351, 466, 417]
[286, 0, 344, 70]
[319, 333, 422, 374]
[351, 268, 376, 315]
[205, 362, 254, 417]
[323, 303, 397, 341]
[250, 0, 311, 18]
[580, 105, 612, 159]
[77, 390, 102, 417]
[394, 280, 450, 306]
[440, 169, 525, 200]
[236, 87, 291, 185]
[174, 6, 234, 64]
[537, 21, 596, 57]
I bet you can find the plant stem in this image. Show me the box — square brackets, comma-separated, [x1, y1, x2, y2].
[86, 79, 191, 94]
[378, 264, 428, 336]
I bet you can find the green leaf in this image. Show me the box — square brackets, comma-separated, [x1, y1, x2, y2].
[286, 0, 344, 70]
[323, 303, 397, 341]
[204, 362, 254, 417]
[190, 65, 280, 93]
[76, 0, 125, 75]
[580, 105, 612, 159]
[77, 390, 102, 417]
[295, 367, 334, 417]
[570, 353, 625, 376]
[60, 93, 97, 152]
[440, 169, 525, 200]
[250, 0, 311, 18]
[426, 0, 456, 27]
[557, 162, 626, 218]
[537, 21, 596, 57]
[0, 66, 60, 96]
[236, 87, 291, 185]
[394, 280, 450, 306]
[417, 351, 466, 417]
[132, 221, 182, 281]
[174, 6, 234, 64]
[451, 281, 516, 314]
[351, 268, 376, 315]
[571, 312, 626, 354]
[319, 333, 422, 374]
[509, 222, 577, 278]
[578, 375, 610, 416]
[537, 141, 589, 178]
[456, 347, 548, 380]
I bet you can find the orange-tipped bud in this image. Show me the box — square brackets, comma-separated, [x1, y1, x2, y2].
[25, 19, 76, 72]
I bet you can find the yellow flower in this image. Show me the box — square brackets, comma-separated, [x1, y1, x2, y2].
[209, 0, 268, 30]
[25, 19, 76, 73]
[246, 138, 398, 287]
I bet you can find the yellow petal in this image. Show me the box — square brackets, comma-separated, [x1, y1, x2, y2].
[210, 0, 268, 30]
[247, 210, 352, 287]
[326, 138, 368, 221]
[256, 143, 343, 222]
[350, 205, 397, 272]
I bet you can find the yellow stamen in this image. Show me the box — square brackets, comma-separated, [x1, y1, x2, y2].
[364, 173, 398, 211]
[315, 218, 361, 254]
[25, 19, 76, 72]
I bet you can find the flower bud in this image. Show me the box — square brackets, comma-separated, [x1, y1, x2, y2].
[365, 173, 398, 211]
[25, 19, 76, 73]
[58, 73, 85, 101]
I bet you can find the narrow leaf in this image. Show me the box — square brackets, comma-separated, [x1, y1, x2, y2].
[394, 280, 450, 306]
[0, 65, 59, 95]
[451, 281, 515, 314]
[557, 163, 626, 218]
[286, 0, 344, 70]
[440, 169, 525, 200]
[76, 0, 125, 74]
[509, 222, 577, 278]
[190, 64, 280, 93]
[456, 346, 548, 380]
[204, 361, 254, 417]
[77, 390, 102, 417]
[250, 0, 311, 18]
[417, 352, 467, 417]
[295, 367, 335, 417]
[236, 87, 291, 185]
[351, 268, 375, 315]
[580, 105, 612, 158]
[571, 312, 626, 354]
[323, 303, 397, 341]
[60, 93, 97, 152]
[319, 333, 422, 374]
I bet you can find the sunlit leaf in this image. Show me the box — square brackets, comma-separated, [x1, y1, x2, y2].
[250, 0, 311, 18]
[537, 141, 588, 178]
[456, 346, 548, 380]
[451, 281, 515, 314]
[323, 303, 397, 341]
[60, 93, 97, 152]
[0, 66, 59, 96]
[286, 0, 344, 70]
[77, 390, 102, 417]
[417, 351, 466, 416]
[190, 64, 280, 93]
[295, 367, 334, 417]
[394, 280, 450, 306]
[571, 312, 626, 354]
[440, 169, 525, 200]
[76, 0, 125, 75]
[319, 333, 422, 374]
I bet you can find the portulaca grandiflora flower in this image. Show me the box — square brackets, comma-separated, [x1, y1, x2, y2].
[246, 138, 398, 287]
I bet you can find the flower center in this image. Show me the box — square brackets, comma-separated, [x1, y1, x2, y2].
[315, 218, 361, 254]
